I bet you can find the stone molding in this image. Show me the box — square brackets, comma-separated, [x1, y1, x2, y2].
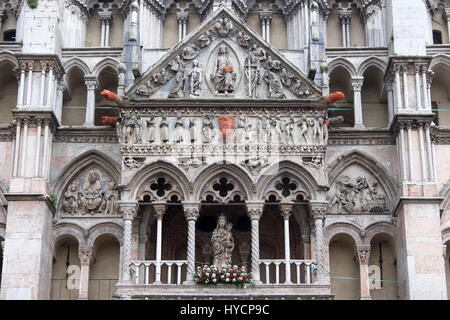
[4, 192, 56, 216]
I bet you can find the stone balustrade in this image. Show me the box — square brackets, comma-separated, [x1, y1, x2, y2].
[260, 259, 316, 285]
[130, 260, 188, 285]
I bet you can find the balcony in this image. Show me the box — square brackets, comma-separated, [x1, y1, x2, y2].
[113, 259, 332, 300]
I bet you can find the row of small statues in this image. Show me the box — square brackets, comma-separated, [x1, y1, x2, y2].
[62, 171, 120, 215]
[117, 112, 329, 146]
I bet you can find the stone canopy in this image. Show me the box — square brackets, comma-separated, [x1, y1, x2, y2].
[126, 6, 322, 100]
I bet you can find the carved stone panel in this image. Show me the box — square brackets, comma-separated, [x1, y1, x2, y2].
[328, 165, 389, 214]
[60, 167, 120, 217]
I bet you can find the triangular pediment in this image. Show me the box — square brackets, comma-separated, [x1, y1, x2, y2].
[127, 6, 321, 100]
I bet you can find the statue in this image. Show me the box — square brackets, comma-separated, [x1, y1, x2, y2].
[211, 45, 236, 95]
[79, 171, 104, 214]
[197, 31, 212, 48]
[211, 215, 234, 268]
[62, 182, 79, 214]
[160, 115, 169, 143]
[269, 117, 281, 144]
[105, 180, 119, 215]
[187, 60, 203, 96]
[173, 114, 185, 144]
[146, 116, 156, 143]
[168, 56, 186, 98]
[286, 118, 295, 144]
[188, 118, 196, 143]
[264, 70, 286, 99]
[124, 111, 142, 144]
[235, 115, 246, 144]
[258, 116, 269, 144]
[297, 115, 309, 144]
[236, 31, 250, 47]
[244, 54, 261, 98]
[202, 115, 215, 143]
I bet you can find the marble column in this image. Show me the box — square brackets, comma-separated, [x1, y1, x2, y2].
[176, 12, 188, 42]
[119, 201, 138, 282]
[260, 11, 272, 43]
[84, 77, 97, 127]
[78, 247, 95, 300]
[339, 10, 352, 47]
[182, 201, 200, 284]
[279, 202, 293, 284]
[357, 245, 372, 300]
[351, 77, 364, 128]
[246, 201, 264, 284]
[309, 203, 327, 283]
[153, 202, 166, 284]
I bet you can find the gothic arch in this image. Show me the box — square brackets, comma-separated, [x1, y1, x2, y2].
[52, 150, 121, 213]
[129, 160, 190, 202]
[429, 54, 450, 71]
[63, 57, 91, 76]
[0, 50, 19, 68]
[357, 56, 388, 76]
[86, 222, 123, 247]
[328, 57, 357, 77]
[193, 163, 253, 202]
[92, 57, 119, 79]
[327, 148, 398, 212]
[256, 160, 323, 201]
[325, 222, 364, 247]
[53, 223, 86, 248]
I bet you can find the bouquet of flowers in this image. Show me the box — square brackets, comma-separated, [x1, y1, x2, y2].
[194, 265, 252, 287]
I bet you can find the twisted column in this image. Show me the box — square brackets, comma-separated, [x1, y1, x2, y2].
[153, 202, 166, 283]
[119, 202, 138, 282]
[309, 203, 327, 283]
[246, 201, 264, 284]
[78, 247, 95, 300]
[182, 202, 200, 283]
[279, 202, 293, 284]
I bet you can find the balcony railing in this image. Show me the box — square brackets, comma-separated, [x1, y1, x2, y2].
[260, 259, 316, 284]
[130, 260, 188, 285]
[129, 259, 316, 286]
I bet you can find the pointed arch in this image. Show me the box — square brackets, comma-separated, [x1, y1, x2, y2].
[92, 57, 119, 79]
[328, 57, 357, 77]
[357, 56, 388, 76]
[327, 148, 398, 211]
[52, 150, 121, 209]
[0, 50, 19, 68]
[129, 160, 190, 201]
[256, 160, 325, 201]
[63, 57, 91, 75]
[193, 162, 253, 202]
[429, 53, 450, 70]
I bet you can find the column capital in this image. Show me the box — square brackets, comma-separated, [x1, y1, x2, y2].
[308, 201, 328, 221]
[176, 11, 189, 24]
[182, 201, 200, 221]
[78, 247, 95, 266]
[259, 11, 273, 22]
[119, 201, 139, 220]
[84, 76, 98, 90]
[246, 201, 264, 220]
[339, 8, 352, 23]
[153, 201, 167, 220]
[350, 76, 364, 92]
[279, 202, 293, 220]
[356, 245, 371, 265]
[98, 11, 113, 24]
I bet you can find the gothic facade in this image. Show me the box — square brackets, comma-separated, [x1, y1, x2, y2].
[0, 0, 449, 300]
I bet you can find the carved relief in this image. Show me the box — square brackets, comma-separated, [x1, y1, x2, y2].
[61, 170, 120, 216]
[210, 45, 237, 95]
[214, 17, 234, 37]
[329, 176, 388, 214]
[187, 60, 204, 96]
[241, 154, 269, 175]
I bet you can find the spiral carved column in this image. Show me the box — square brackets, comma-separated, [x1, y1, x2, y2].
[309, 203, 326, 283]
[119, 202, 138, 282]
[246, 201, 264, 284]
[182, 202, 200, 283]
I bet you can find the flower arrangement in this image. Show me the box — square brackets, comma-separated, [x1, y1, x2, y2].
[194, 265, 252, 287]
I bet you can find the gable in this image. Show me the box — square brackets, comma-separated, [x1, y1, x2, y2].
[127, 6, 321, 100]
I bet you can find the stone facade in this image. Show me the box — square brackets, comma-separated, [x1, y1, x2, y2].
[0, 0, 449, 300]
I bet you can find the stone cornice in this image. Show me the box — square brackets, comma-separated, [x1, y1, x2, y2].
[328, 129, 395, 146]
[54, 127, 118, 143]
[390, 114, 435, 136]
[432, 126, 450, 145]
[4, 193, 56, 216]
[12, 109, 60, 131]
[16, 54, 64, 75]
[392, 196, 444, 217]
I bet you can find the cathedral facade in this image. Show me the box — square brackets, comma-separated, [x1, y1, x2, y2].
[0, 0, 449, 300]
